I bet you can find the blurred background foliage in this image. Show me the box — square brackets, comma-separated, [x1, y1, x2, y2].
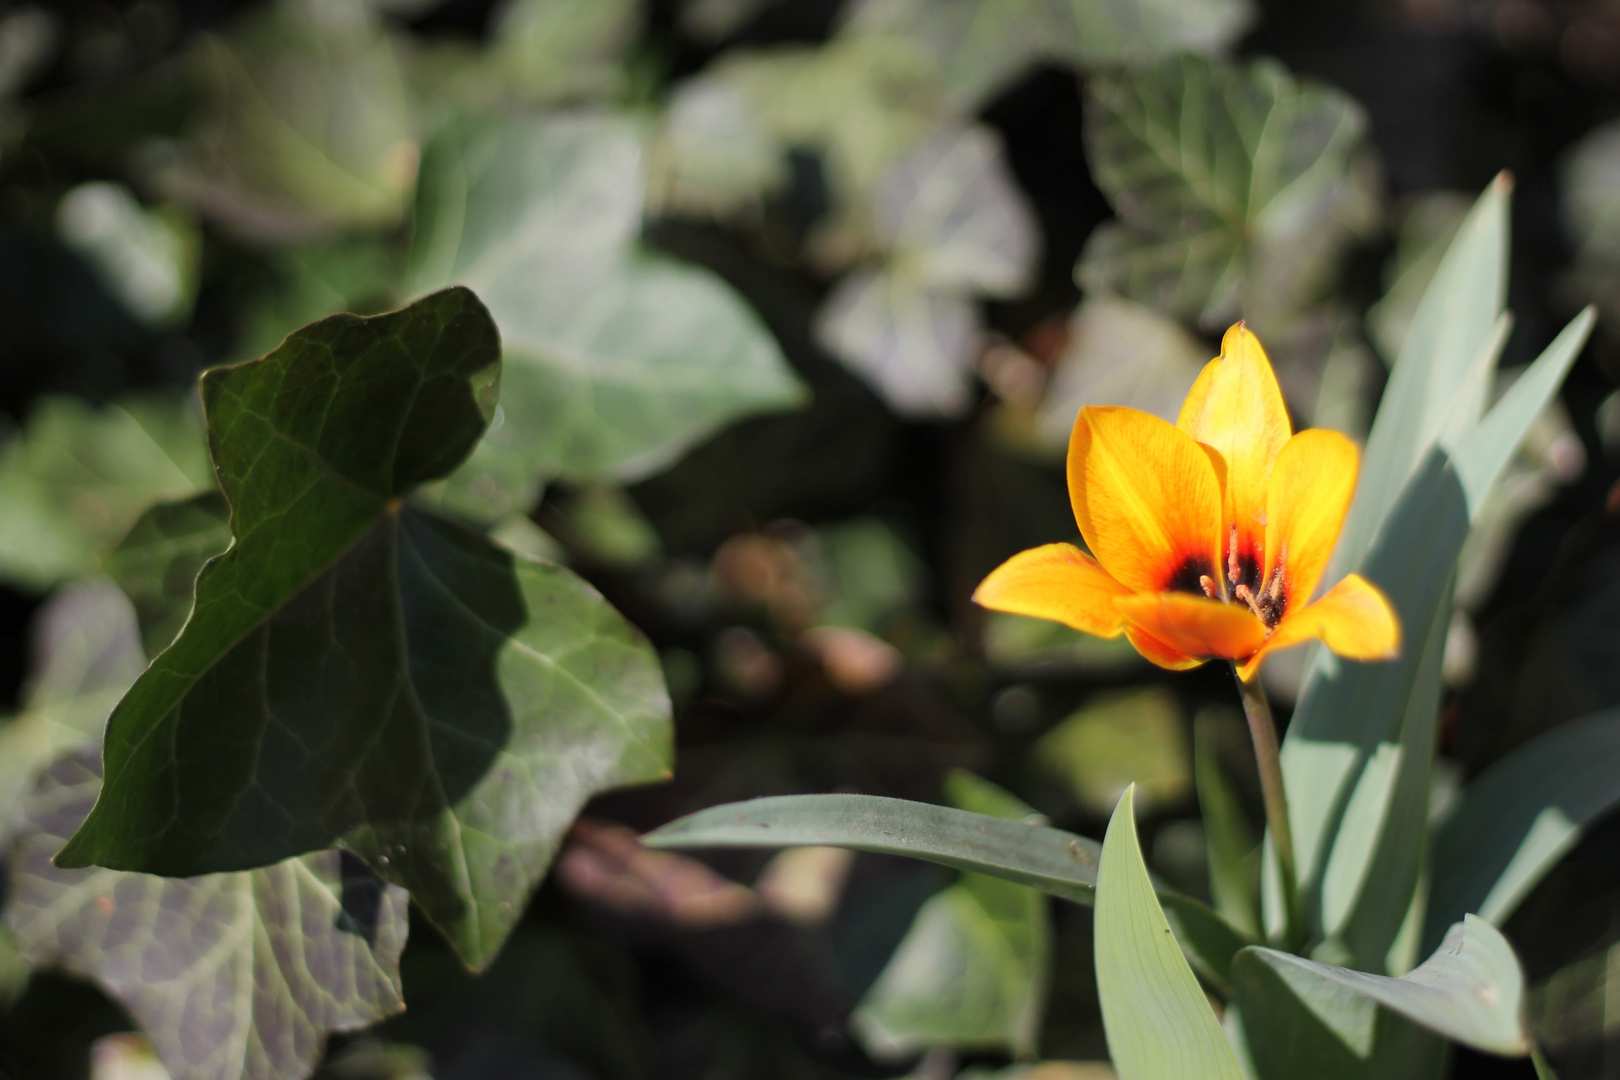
[3, 0, 1620, 1077]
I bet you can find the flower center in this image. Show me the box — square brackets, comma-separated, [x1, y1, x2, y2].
[1198, 525, 1288, 630]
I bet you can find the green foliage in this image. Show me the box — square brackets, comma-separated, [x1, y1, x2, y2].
[1278, 176, 1595, 969]
[0, 393, 213, 589]
[102, 492, 233, 657]
[0, 581, 145, 837]
[159, 1, 417, 242]
[57, 289, 673, 970]
[407, 111, 807, 518]
[6, 751, 409, 1080]
[1093, 785, 1245, 1080]
[844, 0, 1255, 110]
[852, 772, 1050, 1059]
[1424, 708, 1620, 952]
[1081, 53, 1378, 332]
[1035, 687, 1190, 817]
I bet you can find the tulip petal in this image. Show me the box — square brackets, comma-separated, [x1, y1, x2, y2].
[972, 543, 1133, 637]
[1124, 625, 1203, 671]
[1177, 324, 1291, 566]
[1236, 574, 1400, 682]
[1115, 592, 1267, 662]
[1264, 427, 1360, 611]
[1069, 406, 1223, 595]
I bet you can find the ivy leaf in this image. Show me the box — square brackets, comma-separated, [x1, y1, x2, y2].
[816, 125, 1036, 419]
[408, 111, 805, 519]
[844, 0, 1256, 110]
[1080, 54, 1379, 331]
[0, 580, 144, 833]
[103, 491, 232, 657]
[56, 181, 200, 328]
[56, 288, 674, 969]
[5, 750, 409, 1080]
[0, 393, 213, 589]
[157, 2, 418, 242]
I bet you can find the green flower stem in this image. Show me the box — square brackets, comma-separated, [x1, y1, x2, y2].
[1234, 667, 1304, 951]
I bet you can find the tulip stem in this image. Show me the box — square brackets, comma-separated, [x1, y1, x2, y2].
[1233, 668, 1304, 950]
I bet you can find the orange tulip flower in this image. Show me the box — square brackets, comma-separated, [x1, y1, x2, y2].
[975, 323, 1399, 682]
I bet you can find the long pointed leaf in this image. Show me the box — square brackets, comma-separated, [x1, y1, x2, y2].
[1095, 785, 1246, 1080]
[1238, 915, 1529, 1057]
[1423, 707, 1620, 954]
[643, 793, 1255, 985]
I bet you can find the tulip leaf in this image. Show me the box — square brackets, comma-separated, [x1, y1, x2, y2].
[1277, 173, 1594, 970]
[0, 393, 213, 589]
[4, 750, 410, 1080]
[0, 581, 145, 834]
[162, 3, 417, 241]
[1236, 916, 1529, 1059]
[1332, 177, 1510, 575]
[852, 771, 1050, 1059]
[843, 0, 1255, 111]
[1080, 53, 1377, 331]
[1094, 785, 1246, 1080]
[1423, 708, 1620, 955]
[55, 288, 674, 970]
[103, 491, 232, 657]
[408, 111, 805, 519]
[642, 791, 1254, 987]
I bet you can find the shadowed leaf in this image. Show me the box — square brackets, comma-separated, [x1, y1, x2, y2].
[57, 288, 673, 969]
[103, 492, 232, 657]
[5, 750, 409, 1080]
[1237, 916, 1529, 1060]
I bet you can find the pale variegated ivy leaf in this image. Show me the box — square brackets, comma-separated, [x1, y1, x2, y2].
[1080, 53, 1379, 331]
[1039, 292, 1207, 441]
[843, 0, 1255, 111]
[4, 750, 409, 1080]
[0, 580, 144, 835]
[815, 267, 977, 419]
[873, 125, 1038, 297]
[817, 124, 1036, 419]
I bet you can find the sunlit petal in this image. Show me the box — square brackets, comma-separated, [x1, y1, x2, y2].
[972, 543, 1133, 637]
[1235, 574, 1400, 682]
[1264, 428, 1359, 610]
[1177, 324, 1291, 562]
[1068, 406, 1223, 594]
[1115, 592, 1268, 662]
[1125, 624, 1203, 671]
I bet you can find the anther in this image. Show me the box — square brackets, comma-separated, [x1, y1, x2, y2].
[1226, 524, 1240, 590]
[1199, 574, 1218, 599]
[1234, 583, 1265, 620]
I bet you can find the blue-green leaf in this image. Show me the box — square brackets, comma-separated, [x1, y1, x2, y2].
[1238, 916, 1529, 1058]
[1423, 708, 1620, 954]
[1094, 785, 1245, 1080]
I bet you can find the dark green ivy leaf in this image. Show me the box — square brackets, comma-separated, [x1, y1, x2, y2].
[58, 287, 674, 968]
[103, 491, 232, 657]
[5, 749, 409, 1080]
